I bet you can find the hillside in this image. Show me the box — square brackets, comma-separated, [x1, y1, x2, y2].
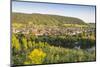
[12, 12, 87, 26]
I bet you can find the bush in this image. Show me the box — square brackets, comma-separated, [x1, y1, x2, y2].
[25, 48, 46, 64]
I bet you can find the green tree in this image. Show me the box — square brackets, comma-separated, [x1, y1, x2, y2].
[22, 37, 28, 50]
[12, 34, 20, 52]
[28, 41, 33, 49]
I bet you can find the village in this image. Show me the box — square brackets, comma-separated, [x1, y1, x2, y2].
[12, 24, 94, 36]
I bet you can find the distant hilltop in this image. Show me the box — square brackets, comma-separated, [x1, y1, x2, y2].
[12, 12, 87, 26]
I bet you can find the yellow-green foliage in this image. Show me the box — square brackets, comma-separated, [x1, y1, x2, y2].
[12, 34, 95, 65]
[63, 24, 88, 28]
[28, 41, 32, 49]
[27, 49, 46, 64]
[12, 23, 23, 29]
[12, 34, 20, 51]
[22, 37, 28, 50]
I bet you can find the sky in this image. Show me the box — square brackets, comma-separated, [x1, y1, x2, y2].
[12, 1, 96, 23]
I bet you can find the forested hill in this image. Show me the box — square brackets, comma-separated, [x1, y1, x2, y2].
[12, 12, 87, 26]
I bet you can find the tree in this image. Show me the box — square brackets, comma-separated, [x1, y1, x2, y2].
[28, 41, 32, 49]
[12, 34, 20, 52]
[22, 37, 28, 50]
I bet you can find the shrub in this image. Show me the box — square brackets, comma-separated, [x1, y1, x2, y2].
[26, 48, 46, 64]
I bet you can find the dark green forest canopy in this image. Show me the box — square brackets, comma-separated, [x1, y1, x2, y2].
[12, 12, 87, 26]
